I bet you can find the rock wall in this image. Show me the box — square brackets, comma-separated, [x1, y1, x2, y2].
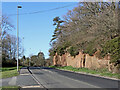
[53, 51, 119, 73]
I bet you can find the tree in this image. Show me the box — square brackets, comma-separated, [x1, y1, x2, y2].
[23, 57, 29, 66]
[30, 51, 45, 67]
[1, 15, 24, 67]
[49, 2, 119, 66]
[1, 15, 14, 40]
[50, 17, 64, 44]
[38, 51, 45, 66]
[20, 55, 26, 66]
[31, 55, 38, 66]
[2, 34, 23, 60]
[1, 15, 14, 62]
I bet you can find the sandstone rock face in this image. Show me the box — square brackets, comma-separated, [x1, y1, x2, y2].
[53, 51, 118, 72]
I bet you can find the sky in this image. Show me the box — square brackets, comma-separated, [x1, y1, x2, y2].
[2, 2, 78, 59]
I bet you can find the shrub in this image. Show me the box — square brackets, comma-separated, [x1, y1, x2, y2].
[2, 59, 17, 67]
[101, 37, 120, 66]
[56, 46, 65, 56]
[83, 48, 97, 56]
[67, 46, 79, 57]
[49, 48, 56, 56]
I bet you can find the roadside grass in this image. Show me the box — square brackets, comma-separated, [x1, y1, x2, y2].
[0, 86, 20, 90]
[49, 66, 120, 79]
[0, 66, 22, 79]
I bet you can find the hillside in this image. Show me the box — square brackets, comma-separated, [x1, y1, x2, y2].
[49, 2, 120, 72]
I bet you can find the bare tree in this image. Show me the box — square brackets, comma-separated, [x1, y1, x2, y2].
[49, 2, 119, 65]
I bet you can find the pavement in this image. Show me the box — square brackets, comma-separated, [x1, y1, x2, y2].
[1, 67, 40, 88]
[1, 67, 120, 89]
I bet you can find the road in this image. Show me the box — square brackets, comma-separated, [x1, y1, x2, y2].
[28, 67, 120, 89]
[1, 67, 119, 89]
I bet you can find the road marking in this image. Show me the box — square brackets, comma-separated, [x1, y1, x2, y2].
[20, 74, 29, 75]
[28, 69, 46, 89]
[60, 75, 100, 88]
[8, 77, 16, 85]
[42, 69, 100, 88]
[42, 69, 54, 73]
[22, 85, 41, 88]
[22, 68, 43, 88]
[29, 72, 42, 86]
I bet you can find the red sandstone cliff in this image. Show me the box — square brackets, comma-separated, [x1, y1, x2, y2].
[53, 51, 119, 73]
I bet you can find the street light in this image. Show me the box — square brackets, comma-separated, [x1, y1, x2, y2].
[23, 37, 24, 66]
[17, 5, 22, 72]
[29, 48, 31, 67]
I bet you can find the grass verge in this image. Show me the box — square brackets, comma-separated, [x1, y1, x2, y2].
[0, 86, 20, 90]
[0, 66, 22, 79]
[49, 66, 120, 79]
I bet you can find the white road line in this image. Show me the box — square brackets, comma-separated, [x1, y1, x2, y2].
[30, 74, 41, 86]
[28, 69, 45, 88]
[42, 69, 100, 88]
[42, 69, 54, 73]
[20, 74, 30, 75]
[59, 74, 99, 88]
[22, 85, 41, 88]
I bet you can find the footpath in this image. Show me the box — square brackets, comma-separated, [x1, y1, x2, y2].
[1, 67, 40, 88]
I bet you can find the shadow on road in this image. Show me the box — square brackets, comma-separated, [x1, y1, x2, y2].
[29, 67, 54, 69]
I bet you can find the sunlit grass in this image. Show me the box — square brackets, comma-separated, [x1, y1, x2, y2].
[49, 65, 120, 79]
[0, 86, 20, 90]
[0, 66, 22, 79]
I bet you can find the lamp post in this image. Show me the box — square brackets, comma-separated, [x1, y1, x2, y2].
[29, 48, 31, 67]
[17, 5, 22, 72]
[23, 37, 24, 66]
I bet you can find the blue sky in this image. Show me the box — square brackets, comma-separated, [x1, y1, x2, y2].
[2, 2, 78, 59]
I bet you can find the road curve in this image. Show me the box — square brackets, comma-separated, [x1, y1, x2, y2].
[29, 67, 119, 89]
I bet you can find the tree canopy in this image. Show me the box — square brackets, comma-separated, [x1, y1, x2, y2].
[49, 2, 119, 67]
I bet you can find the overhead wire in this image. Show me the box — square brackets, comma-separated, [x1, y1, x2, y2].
[8, 3, 78, 16]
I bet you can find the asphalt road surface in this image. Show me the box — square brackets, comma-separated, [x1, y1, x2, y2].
[1, 67, 39, 87]
[28, 67, 120, 89]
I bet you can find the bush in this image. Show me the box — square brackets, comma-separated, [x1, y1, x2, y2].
[67, 46, 79, 57]
[81, 40, 97, 56]
[101, 37, 120, 66]
[83, 48, 97, 56]
[56, 46, 65, 56]
[49, 48, 56, 56]
[2, 60, 17, 67]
